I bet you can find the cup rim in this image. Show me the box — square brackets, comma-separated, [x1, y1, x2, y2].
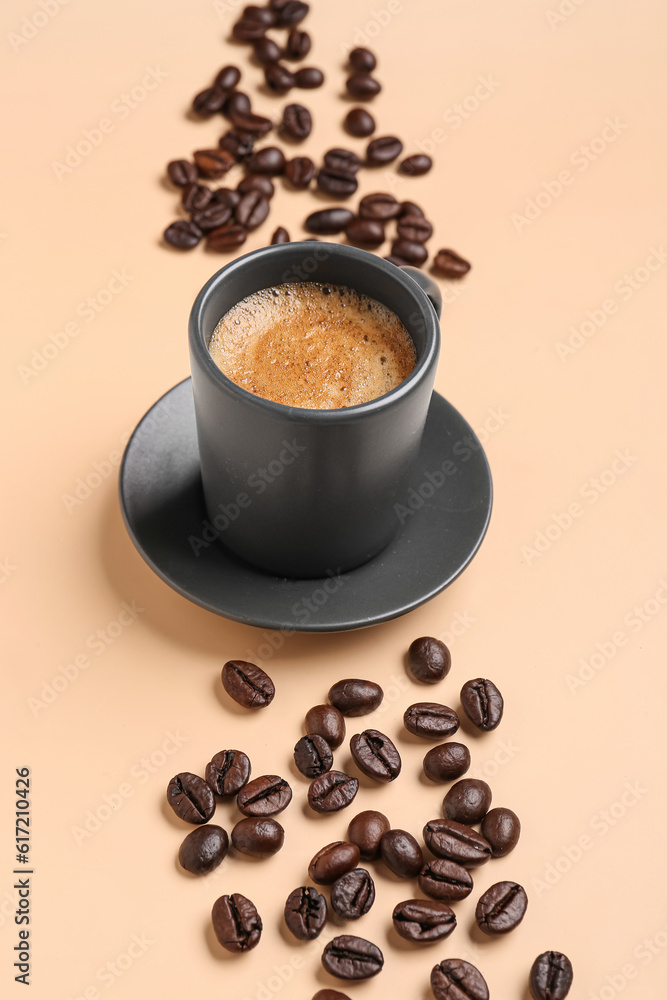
[189, 241, 440, 421]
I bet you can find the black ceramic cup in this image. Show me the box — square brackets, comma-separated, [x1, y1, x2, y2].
[188, 242, 442, 578]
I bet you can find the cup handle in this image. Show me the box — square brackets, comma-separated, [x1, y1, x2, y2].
[400, 266, 442, 319]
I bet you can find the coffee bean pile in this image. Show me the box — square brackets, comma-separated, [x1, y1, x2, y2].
[164, 639, 573, 998]
[161, 3, 470, 278]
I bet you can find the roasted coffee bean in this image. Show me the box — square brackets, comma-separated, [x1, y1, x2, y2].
[329, 678, 383, 716]
[392, 899, 456, 943]
[344, 107, 375, 137]
[164, 220, 202, 249]
[295, 67, 324, 88]
[265, 63, 295, 94]
[237, 774, 291, 816]
[308, 841, 360, 884]
[191, 202, 233, 232]
[230, 110, 273, 135]
[270, 226, 289, 244]
[476, 881, 528, 935]
[399, 153, 433, 176]
[192, 85, 226, 116]
[324, 148, 362, 175]
[305, 208, 354, 234]
[331, 868, 375, 920]
[397, 214, 433, 243]
[391, 238, 428, 266]
[294, 734, 333, 777]
[211, 187, 241, 211]
[282, 102, 312, 139]
[178, 824, 229, 874]
[404, 702, 459, 740]
[275, 0, 309, 26]
[231, 816, 284, 857]
[284, 886, 327, 940]
[380, 829, 423, 878]
[215, 65, 242, 91]
[480, 807, 521, 857]
[350, 729, 400, 781]
[349, 47, 376, 72]
[358, 192, 400, 220]
[206, 223, 248, 250]
[237, 173, 275, 198]
[317, 170, 358, 197]
[347, 810, 390, 861]
[285, 155, 315, 188]
[206, 749, 251, 797]
[345, 218, 384, 248]
[433, 248, 471, 278]
[321, 936, 384, 980]
[253, 37, 283, 64]
[212, 893, 262, 952]
[306, 705, 346, 747]
[232, 18, 268, 42]
[221, 659, 275, 708]
[346, 72, 381, 99]
[399, 199, 425, 217]
[407, 636, 451, 683]
[167, 159, 197, 187]
[419, 858, 474, 902]
[219, 129, 254, 160]
[243, 5, 276, 27]
[312, 992, 352, 1000]
[460, 678, 503, 731]
[366, 135, 403, 166]
[308, 771, 359, 813]
[424, 742, 471, 782]
[224, 90, 252, 117]
[529, 951, 574, 1000]
[167, 772, 215, 823]
[431, 960, 489, 1000]
[194, 148, 236, 178]
[246, 146, 286, 175]
[285, 27, 311, 59]
[181, 182, 212, 213]
[423, 819, 492, 867]
[384, 255, 410, 266]
[235, 190, 270, 229]
[443, 779, 492, 825]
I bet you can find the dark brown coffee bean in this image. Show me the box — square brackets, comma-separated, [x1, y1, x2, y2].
[324, 148, 362, 175]
[433, 248, 471, 278]
[331, 869, 375, 920]
[529, 952, 574, 1000]
[431, 960, 489, 1000]
[192, 85, 226, 116]
[253, 37, 283, 64]
[344, 107, 375, 137]
[329, 678, 383, 716]
[282, 102, 312, 139]
[308, 841, 360, 884]
[285, 155, 315, 188]
[243, 5, 276, 27]
[366, 135, 403, 166]
[460, 678, 504, 731]
[295, 66, 324, 88]
[358, 192, 400, 220]
[399, 153, 433, 176]
[305, 208, 354, 235]
[191, 202, 233, 232]
[347, 810, 390, 861]
[164, 220, 202, 249]
[317, 170, 358, 197]
[305, 705, 346, 747]
[424, 818, 492, 867]
[407, 636, 451, 683]
[476, 880, 528, 935]
[350, 729, 400, 781]
[480, 807, 521, 857]
[167, 772, 215, 823]
[380, 829, 423, 878]
[345, 218, 384, 249]
[397, 215, 433, 242]
[222, 659, 275, 708]
[230, 110, 273, 135]
[207, 223, 248, 251]
[384, 255, 410, 267]
[349, 47, 376, 72]
[193, 148, 236, 179]
[424, 742, 471, 782]
[392, 238, 428, 266]
[205, 749, 251, 797]
[404, 703, 460, 740]
[321, 936, 384, 980]
[308, 770, 358, 813]
[219, 129, 254, 160]
[235, 190, 270, 229]
[231, 816, 284, 857]
[443, 779, 492, 824]
[246, 146, 286, 175]
[392, 899, 456, 943]
[215, 65, 242, 91]
[419, 858, 473, 901]
[167, 159, 197, 187]
[312, 992, 352, 1000]
[237, 174, 275, 198]
[212, 893, 262, 952]
[178, 824, 229, 874]
[232, 18, 268, 42]
[294, 734, 333, 777]
[285, 27, 311, 59]
[224, 90, 252, 117]
[181, 182, 212, 213]
[399, 200, 425, 217]
[211, 187, 241, 211]
[275, 0, 309, 26]
[265, 63, 295, 94]
[237, 774, 291, 816]
[271, 226, 290, 244]
[284, 886, 327, 940]
[346, 72, 381, 99]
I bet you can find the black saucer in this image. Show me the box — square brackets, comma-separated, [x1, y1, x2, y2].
[119, 379, 492, 632]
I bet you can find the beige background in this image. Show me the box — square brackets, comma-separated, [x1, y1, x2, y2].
[2, 0, 666, 996]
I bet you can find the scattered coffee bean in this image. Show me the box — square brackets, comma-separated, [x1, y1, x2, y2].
[253, 36, 283, 64]
[285, 155, 315, 187]
[237, 774, 292, 816]
[265, 63, 295, 94]
[460, 678, 503, 731]
[347, 810, 390, 861]
[181, 182, 213, 213]
[305, 208, 355, 234]
[230, 110, 273, 135]
[215, 65, 242, 91]
[164, 220, 202, 249]
[275, 0, 309, 26]
[284, 886, 327, 940]
[324, 148, 362, 175]
[350, 729, 401, 781]
[345, 218, 385, 248]
[191, 202, 233, 231]
[285, 27, 311, 59]
[423, 818, 492, 867]
[206, 749, 251, 797]
[237, 174, 275, 198]
[212, 188, 241, 211]
[392, 899, 456, 943]
[321, 936, 384, 980]
[167, 772, 215, 823]
[305, 705, 346, 748]
[236, 190, 270, 229]
[308, 841, 361, 884]
[344, 107, 376, 137]
[232, 17, 268, 42]
[443, 779, 492, 825]
[480, 807, 521, 857]
[212, 893, 262, 952]
[397, 214, 433, 242]
[349, 47, 376, 72]
[207, 223, 248, 250]
[192, 85, 226, 116]
[399, 199, 424, 217]
[358, 192, 400, 220]
[407, 636, 451, 684]
[313, 992, 351, 1000]
[423, 742, 471, 782]
[178, 824, 229, 874]
[231, 816, 284, 857]
[243, 6, 277, 27]
[224, 90, 252, 117]
[391, 238, 428, 266]
[294, 734, 333, 777]
[476, 880, 528, 935]
[282, 102, 312, 139]
[404, 702, 460, 740]
[331, 868, 375, 920]
[431, 959, 489, 1000]
[346, 72, 381, 99]
[246, 146, 286, 175]
[219, 129, 255, 160]
[529, 952, 574, 1000]
[380, 829, 423, 878]
[194, 148, 236, 178]
[317, 170, 358, 196]
[399, 153, 433, 176]
[419, 858, 473, 902]
[308, 770, 359, 813]
[167, 159, 197, 187]
[433, 248, 472, 278]
[221, 659, 275, 708]
[295, 66, 324, 88]
[366, 135, 403, 166]
[271, 225, 290, 244]
[328, 678, 383, 716]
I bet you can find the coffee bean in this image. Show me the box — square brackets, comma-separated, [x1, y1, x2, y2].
[480, 807, 521, 857]
[253, 37, 283, 64]
[238, 174, 275, 198]
[295, 66, 324, 88]
[346, 72, 381, 99]
[191, 202, 233, 232]
[313, 992, 351, 1000]
[431, 960, 489, 1000]
[219, 129, 255, 160]
[324, 148, 362, 175]
[167, 772, 215, 823]
[529, 952, 574, 1000]
[329, 678, 383, 716]
[284, 886, 327, 940]
[232, 18, 268, 42]
[178, 824, 229, 874]
[275, 0, 309, 26]
[397, 215, 433, 243]
[345, 218, 384, 249]
[192, 85, 226, 116]
[331, 868, 375, 920]
[433, 248, 471, 278]
[460, 678, 503, 731]
[221, 659, 275, 708]
[181, 182, 212, 213]
[285, 27, 311, 59]
[321, 936, 384, 980]
[347, 810, 390, 861]
[305, 705, 346, 747]
[237, 775, 291, 816]
[164, 220, 202, 249]
[224, 90, 252, 117]
[308, 771, 359, 813]
[350, 729, 401, 781]
[358, 192, 400, 220]
[243, 6, 276, 27]
[265, 63, 295, 94]
[344, 107, 375, 137]
[230, 110, 273, 135]
[404, 703, 460, 740]
[212, 893, 262, 952]
[294, 734, 333, 777]
[476, 880, 528, 935]
[423, 819, 492, 867]
[231, 816, 284, 857]
[246, 146, 286, 175]
[349, 47, 376, 72]
[392, 899, 456, 943]
[317, 170, 358, 197]
[212, 187, 241, 211]
[407, 636, 451, 683]
[384, 255, 410, 266]
[285, 155, 315, 188]
[391, 238, 428, 266]
[282, 102, 312, 139]
[308, 841, 360, 884]
[207, 223, 248, 250]
[418, 858, 474, 901]
[380, 829, 423, 878]
[215, 65, 242, 91]
[206, 750, 251, 796]
[305, 208, 355, 235]
[271, 226, 290, 244]
[424, 742, 471, 783]
[443, 779, 492, 825]
[399, 200, 425, 217]
[366, 135, 403, 166]
[167, 159, 197, 187]
[399, 153, 433, 176]
[194, 148, 236, 179]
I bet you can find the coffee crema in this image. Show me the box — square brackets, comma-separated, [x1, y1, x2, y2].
[208, 281, 416, 409]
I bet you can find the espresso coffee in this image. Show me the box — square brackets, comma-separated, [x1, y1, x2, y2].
[208, 281, 416, 409]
